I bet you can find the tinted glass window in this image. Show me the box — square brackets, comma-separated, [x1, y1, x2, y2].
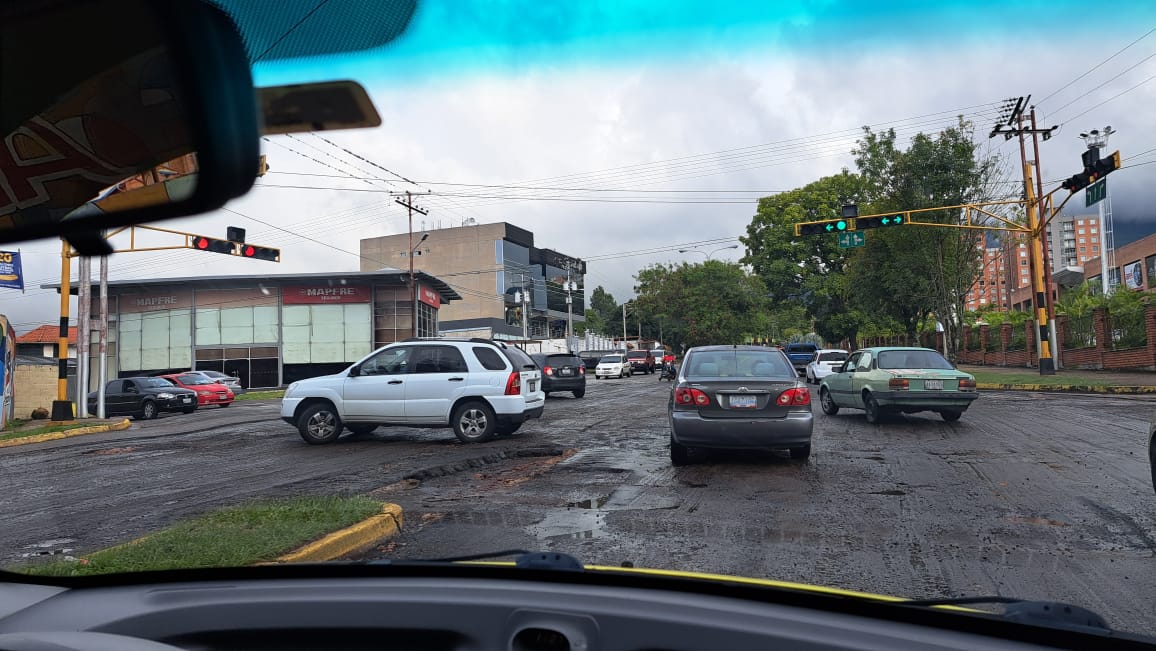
[601, 355, 623, 362]
[626, 351, 648, 359]
[143, 378, 175, 388]
[787, 344, 817, 353]
[106, 380, 123, 393]
[177, 374, 212, 385]
[436, 346, 468, 373]
[361, 346, 412, 375]
[501, 345, 536, 369]
[685, 351, 794, 378]
[545, 354, 580, 366]
[473, 346, 508, 371]
[877, 350, 954, 370]
[819, 352, 848, 362]
[409, 347, 467, 374]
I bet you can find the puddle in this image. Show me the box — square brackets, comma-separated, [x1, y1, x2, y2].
[567, 496, 610, 509]
[527, 509, 608, 541]
[21, 538, 77, 558]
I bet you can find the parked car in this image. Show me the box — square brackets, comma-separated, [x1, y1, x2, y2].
[818, 347, 978, 424]
[784, 342, 819, 372]
[669, 345, 813, 465]
[804, 349, 849, 384]
[160, 373, 235, 408]
[191, 370, 246, 395]
[626, 349, 655, 374]
[86, 377, 198, 420]
[530, 352, 586, 398]
[594, 354, 632, 379]
[281, 338, 545, 445]
[578, 350, 614, 370]
[650, 348, 666, 365]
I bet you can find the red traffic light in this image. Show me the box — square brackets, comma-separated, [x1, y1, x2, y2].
[243, 245, 255, 257]
[196, 238, 209, 250]
[243, 245, 280, 261]
[191, 236, 233, 254]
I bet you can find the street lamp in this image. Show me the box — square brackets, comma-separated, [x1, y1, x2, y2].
[679, 244, 739, 261]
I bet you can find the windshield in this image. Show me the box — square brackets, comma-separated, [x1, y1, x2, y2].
[5, 0, 1156, 640]
[176, 374, 214, 385]
[877, 350, 955, 370]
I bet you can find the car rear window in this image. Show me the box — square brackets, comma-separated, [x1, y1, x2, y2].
[473, 346, 509, 371]
[876, 350, 954, 370]
[601, 355, 623, 362]
[787, 344, 818, 353]
[818, 352, 848, 362]
[685, 351, 794, 378]
[626, 351, 648, 358]
[500, 345, 537, 369]
[545, 354, 581, 366]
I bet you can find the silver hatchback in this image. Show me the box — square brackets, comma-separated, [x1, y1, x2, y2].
[668, 345, 813, 465]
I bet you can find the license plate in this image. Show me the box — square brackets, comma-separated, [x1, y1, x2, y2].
[182, 396, 193, 403]
[529, 381, 537, 392]
[560, 368, 572, 376]
[729, 395, 758, 408]
[924, 380, 943, 390]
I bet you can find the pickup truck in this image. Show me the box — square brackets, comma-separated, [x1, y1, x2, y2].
[784, 342, 819, 372]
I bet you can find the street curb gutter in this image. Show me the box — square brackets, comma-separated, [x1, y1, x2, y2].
[273, 503, 404, 563]
[977, 383, 1156, 394]
[0, 419, 132, 448]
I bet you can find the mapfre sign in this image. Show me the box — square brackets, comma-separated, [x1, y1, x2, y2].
[282, 285, 370, 304]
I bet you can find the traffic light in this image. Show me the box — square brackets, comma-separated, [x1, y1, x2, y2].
[795, 219, 854, 237]
[1062, 150, 1121, 192]
[856, 213, 906, 230]
[241, 244, 280, 262]
[191, 236, 235, 255]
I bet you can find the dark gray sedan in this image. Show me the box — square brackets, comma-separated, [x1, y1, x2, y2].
[668, 345, 813, 465]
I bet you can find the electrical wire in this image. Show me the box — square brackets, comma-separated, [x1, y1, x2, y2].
[1036, 26, 1156, 107]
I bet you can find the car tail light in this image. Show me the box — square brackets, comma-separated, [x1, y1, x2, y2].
[959, 378, 976, 390]
[889, 378, 909, 390]
[504, 372, 521, 395]
[544, 366, 554, 376]
[578, 366, 585, 375]
[674, 387, 710, 406]
[776, 387, 810, 406]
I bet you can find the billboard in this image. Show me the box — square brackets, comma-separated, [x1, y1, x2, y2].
[0, 315, 14, 428]
[1123, 260, 1144, 291]
[0, 251, 23, 291]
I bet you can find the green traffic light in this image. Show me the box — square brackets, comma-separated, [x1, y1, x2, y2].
[836, 220, 847, 231]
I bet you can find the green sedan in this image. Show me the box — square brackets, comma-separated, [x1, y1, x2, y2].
[818, 347, 978, 423]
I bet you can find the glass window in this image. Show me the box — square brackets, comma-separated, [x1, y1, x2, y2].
[502, 345, 536, 369]
[474, 346, 508, 370]
[417, 302, 437, 338]
[176, 373, 212, 385]
[1020, 259, 1027, 266]
[685, 350, 793, 378]
[854, 352, 872, 371]
[1147, 256, 1156, 285]
[360, 346, 413, 375]
[877, 350, 954, 370]
[818, 351, 848, 362]
[410, 346, 468, 374]
[600, 355, 623, 362]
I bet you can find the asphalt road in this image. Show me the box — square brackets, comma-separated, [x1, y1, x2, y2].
[3, 376, 1155, 635]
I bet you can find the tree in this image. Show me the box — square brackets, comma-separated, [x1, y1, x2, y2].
[584, 286, 620, 336]
[849, 119, 1000, 357]
[633, 261, 770, 350]
[742, 170, 870, 345]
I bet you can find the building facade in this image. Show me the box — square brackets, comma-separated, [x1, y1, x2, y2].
[49, 270, 459, 391]
[1083, 231, 1156, 294]
[1046, 214, 1102, 273]
[965, 245, 1009, 310]
[360, 222, 586, 340]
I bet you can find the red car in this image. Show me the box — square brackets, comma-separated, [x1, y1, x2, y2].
[161, 373, 235, 408]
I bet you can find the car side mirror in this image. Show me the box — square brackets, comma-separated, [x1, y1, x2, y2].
[348, 364, 362, 377]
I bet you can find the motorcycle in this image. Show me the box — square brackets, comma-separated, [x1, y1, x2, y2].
[659, 361, 677, 381]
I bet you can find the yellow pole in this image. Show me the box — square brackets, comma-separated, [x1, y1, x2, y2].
[53, 238, 75, 419]
[1023, 165, 1056, 375]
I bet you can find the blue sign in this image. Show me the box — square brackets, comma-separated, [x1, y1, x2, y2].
[0, 251, 24, 291]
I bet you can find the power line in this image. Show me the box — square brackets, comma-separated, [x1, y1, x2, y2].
[1061, 74, 1156, 125]
[1047, 49, 1156, 120]
[1037, 26, 1156, 106]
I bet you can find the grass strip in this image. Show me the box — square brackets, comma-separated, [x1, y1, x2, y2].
[0, 424, 90, 442]
[20, 495, 381, 576]
[970, 371, 1114, 387]
[234, 390, 285, 401]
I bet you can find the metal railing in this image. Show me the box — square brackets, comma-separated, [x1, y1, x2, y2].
[1065, 314, 1096, 349]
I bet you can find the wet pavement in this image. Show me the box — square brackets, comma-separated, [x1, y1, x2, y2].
[3, 377, 1155, 635]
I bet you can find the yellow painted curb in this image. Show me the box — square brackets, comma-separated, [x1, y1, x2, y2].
[976, 383, 1156, 394]
[0, 419, 132, 448]
[273, 503, 403, 563]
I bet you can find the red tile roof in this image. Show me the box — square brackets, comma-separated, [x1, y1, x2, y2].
[17, 325, 77, 345]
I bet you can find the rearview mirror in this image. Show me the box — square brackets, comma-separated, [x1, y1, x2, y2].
[1, 0, 259, 248]
[349, 364, 362, 377]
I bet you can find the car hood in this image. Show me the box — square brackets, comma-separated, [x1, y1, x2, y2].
[146, 387, 197, 395]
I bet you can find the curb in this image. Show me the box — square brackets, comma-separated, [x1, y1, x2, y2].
[273, 503, 404, 563]
[0, 419, 132, 448]
[977, 383, 1156, 394]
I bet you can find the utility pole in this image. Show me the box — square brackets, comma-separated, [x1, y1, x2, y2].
[1078, 126, 1117, 296]
[51, 238, 73, 421]
[563, 266, 577, 351]
[519, 272, 530, 341]
[394, 191, 428, 337]
[622, 303, 627, 343]
[77, 256, 89, 418]
[98, 254, 108, 418]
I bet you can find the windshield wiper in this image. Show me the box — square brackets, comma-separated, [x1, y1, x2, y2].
[900, 596, 1113, 634]
[351, 549, 585, 571]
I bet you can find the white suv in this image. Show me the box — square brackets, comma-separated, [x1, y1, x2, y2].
[281, 338, 545, 445]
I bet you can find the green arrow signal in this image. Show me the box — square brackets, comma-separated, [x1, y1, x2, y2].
[894, 215, 903, 224]
[881, 217, 890, 225]
[825, 223, 834, 232]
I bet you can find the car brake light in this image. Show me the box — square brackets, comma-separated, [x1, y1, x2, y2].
[959, 378, 976, 390]
[776, 387, 811, 406]
[578, 366, 585, 375]
[888, 378, 909, 390]
[675, 387, 710, 406]
[505, 372, 521, 395]
[544, 366, 554, 376]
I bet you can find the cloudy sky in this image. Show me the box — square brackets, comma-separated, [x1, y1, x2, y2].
[4, 0, 1155, 334]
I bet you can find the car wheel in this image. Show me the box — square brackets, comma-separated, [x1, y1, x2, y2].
[791, 444, 812, 461]
[572, 388, 585, 398]
[864, 393, 882, 424]
[453, 401, 496, 443]
[670, 435, 692, 466]
[135, 400, 158, 421]
[820, 388, 839, 415]
[346, 424, 378, 435]
[297, 403, 343, 445]
[543, 391, 551, 398]
[940, 410, 962, 422]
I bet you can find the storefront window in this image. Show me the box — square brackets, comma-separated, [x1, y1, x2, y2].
[283, 303, 371, 364]
[417, 301, 437, 337]
[119, 309, 191, 371]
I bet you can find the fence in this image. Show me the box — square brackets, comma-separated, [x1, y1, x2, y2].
[1109, 309, 1148, 351]
[1065, 314, 1096, 349]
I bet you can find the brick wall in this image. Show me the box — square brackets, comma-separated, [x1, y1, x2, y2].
[14, 364, 59, 419]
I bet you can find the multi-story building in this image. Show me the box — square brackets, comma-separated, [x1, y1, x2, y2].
[965, 245, 1009, 310]
[1046, 214, 1102, 273]
[1084, 231, 1156, 293]
[360, 222, 586, 340]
